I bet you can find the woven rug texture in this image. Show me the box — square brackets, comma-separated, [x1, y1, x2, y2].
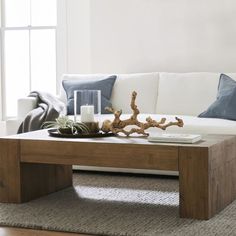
[0, 172, 236, 236]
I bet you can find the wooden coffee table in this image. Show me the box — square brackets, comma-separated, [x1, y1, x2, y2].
[0, 130, 236, 220]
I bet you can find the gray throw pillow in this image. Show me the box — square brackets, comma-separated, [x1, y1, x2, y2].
[199, 74, 236, 121]
[62, 75, 117, 115]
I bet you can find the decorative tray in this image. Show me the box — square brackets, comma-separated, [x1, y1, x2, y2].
[48, 129, 115, 138]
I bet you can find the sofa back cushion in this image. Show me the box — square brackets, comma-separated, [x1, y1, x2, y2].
[225, 73, 236, 80]
[110, 73, 159, 113]
[155, 72, 221, 116]
[60, 73, 159, 114]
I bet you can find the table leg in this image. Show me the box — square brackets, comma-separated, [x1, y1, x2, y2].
[179, 146, 210, 219]
[0, 139, 72, 203]
[179, 138, 236, 220]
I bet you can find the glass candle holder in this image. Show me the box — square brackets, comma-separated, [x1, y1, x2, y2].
[74, 90, 101, 124]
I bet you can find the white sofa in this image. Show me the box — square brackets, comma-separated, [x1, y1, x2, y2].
[7, 72, 236, 135]
[6, 72, 236, 175]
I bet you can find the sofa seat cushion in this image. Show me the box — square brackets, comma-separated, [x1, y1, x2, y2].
[156, 72, 221, 116]
[69, 114, 236, 135]
[151, 114, 236, 135]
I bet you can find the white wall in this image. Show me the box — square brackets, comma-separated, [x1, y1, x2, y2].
[63, 0, 91, 74]
[63, 0, 236, 74]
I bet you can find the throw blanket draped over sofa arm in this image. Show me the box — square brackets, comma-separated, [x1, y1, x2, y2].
[17, 91, 66, 134]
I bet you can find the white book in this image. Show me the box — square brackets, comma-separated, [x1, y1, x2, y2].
[148, 133, 202, 144]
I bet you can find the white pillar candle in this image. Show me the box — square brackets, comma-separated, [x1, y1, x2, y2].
[80, 105, 95, 122]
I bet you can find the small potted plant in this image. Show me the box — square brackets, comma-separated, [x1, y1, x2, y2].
[42, 116, 90, 135]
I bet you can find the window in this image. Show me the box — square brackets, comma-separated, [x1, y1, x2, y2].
[1, 0, 57, 118]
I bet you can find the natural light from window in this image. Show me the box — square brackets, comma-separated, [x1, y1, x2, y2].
[3, 0, 57, 117]
[5, 31, 30, 116]
[75, 186, 179, 206]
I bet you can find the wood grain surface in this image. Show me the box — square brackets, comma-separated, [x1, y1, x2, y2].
[179, 146, 210, 219]
[179, 136, 236, 219]
[0, 139, 72, 203]
[0, 227, 91, 236]
[1, 131, 236, 220]
[20, 140, 179, 171]
[0, 139, 21, 203]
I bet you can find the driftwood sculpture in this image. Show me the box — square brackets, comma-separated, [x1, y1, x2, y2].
[101, 91, 184, 136]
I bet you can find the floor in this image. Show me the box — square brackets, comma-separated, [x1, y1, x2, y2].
[0, 227, 92, 236]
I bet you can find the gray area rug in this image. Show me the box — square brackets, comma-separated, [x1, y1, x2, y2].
[0, 172, 236, 236]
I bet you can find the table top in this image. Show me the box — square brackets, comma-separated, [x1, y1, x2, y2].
[1, 129, 235, 148]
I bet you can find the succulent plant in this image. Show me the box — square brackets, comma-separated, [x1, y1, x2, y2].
[42, 116, 90, 135]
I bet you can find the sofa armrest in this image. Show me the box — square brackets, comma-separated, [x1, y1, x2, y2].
[17, 97, 37, 120]
[4, 97, 37, 135]
[6, 119, 22, 135]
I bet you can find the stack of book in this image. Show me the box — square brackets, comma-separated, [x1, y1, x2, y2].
[148, 133, 202, 144]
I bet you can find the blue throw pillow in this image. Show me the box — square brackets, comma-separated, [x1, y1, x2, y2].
[62, 75, 117, 115]
[199, 74, 236, 121]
